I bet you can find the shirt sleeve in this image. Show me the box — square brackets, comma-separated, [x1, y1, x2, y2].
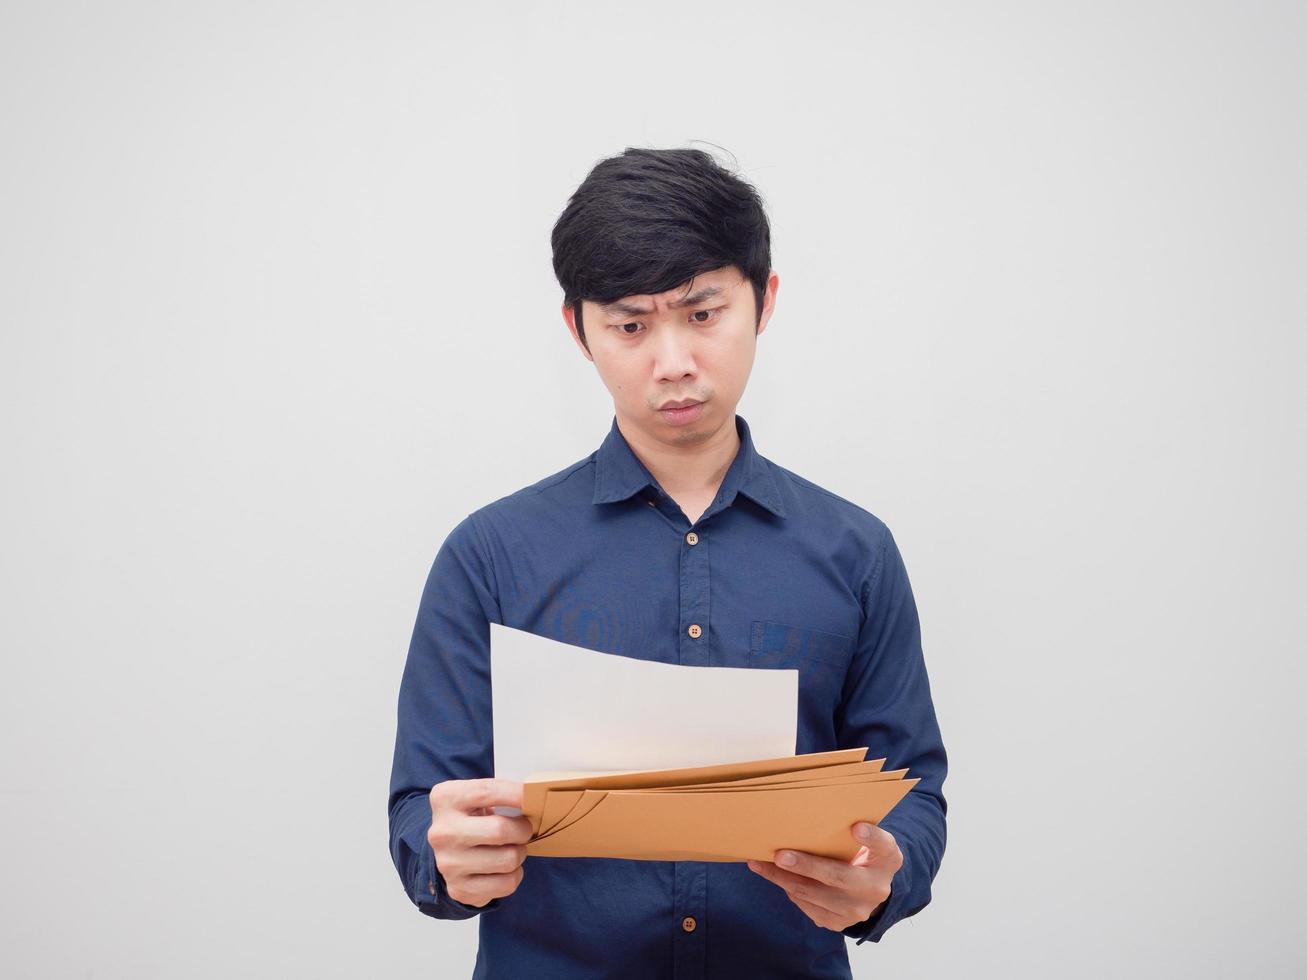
[837, 525, 949, 945]
[387, 512, 507, 920]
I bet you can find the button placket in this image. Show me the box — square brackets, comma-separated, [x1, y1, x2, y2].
[673, 504, 710, 977]
[678, 517, 710, 667]
[673, 860, 707, 978]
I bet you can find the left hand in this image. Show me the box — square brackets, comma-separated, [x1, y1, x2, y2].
[747, 822, 903, 931]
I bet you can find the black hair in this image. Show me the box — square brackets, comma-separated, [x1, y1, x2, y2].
[550, 145, 772, 351]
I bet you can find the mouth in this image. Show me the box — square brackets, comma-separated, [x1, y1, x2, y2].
[657, 399, 706, 425]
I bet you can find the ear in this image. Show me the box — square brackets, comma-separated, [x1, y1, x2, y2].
[561, 301, 594, 361]
[755, 270, 779, 338]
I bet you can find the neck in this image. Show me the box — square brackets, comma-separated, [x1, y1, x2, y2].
[615, 410, 741, 499]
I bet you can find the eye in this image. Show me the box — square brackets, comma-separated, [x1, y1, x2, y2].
[612, 308, 721, 336]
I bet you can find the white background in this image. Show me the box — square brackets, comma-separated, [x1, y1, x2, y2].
[2, 1, 1303, 977]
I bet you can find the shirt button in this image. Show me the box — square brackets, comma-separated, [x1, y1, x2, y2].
[685, 531, 698, 545]
[427, 880, 437, 896]
[687, 624, 702, 639]
[682, 915, 697, 932]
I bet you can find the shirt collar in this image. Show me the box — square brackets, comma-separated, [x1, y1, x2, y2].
[591, 412, 787, 519]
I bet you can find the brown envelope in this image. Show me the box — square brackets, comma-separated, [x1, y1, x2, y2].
[643, 764, 900, 792]
[520, 747, 918, 862]
[523, 747, 869, 836]
[525, 778, 918, 862]
[640, 769, 909, 794]
[533, 758, 893, 838]
[532, 770, 909, 844]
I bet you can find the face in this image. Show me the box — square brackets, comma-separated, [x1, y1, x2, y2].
[562, 264, 779, 448]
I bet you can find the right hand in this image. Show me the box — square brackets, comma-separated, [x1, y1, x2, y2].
[428, 778, 534, 908]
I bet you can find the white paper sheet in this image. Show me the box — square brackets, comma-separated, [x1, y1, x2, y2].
[489, 622, 798, 806]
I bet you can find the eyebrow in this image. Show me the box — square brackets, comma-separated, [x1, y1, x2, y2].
[599, 284, 725, 317]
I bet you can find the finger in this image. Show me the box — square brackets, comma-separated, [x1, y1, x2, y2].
[436, 840, 528, 880]
[456, 811, 535, 846]
[788, 893, 846, 931]
[448, 778, 526, 812]
[463, 841, 529, 876]
[850, 821, 901, 866]
[746, 860, 857, 919]
[448, 867, 524, 907]
[769, 848, 856, 890]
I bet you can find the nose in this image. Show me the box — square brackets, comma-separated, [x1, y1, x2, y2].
[651, 322, 698, 383]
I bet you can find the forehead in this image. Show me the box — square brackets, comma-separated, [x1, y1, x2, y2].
[594, 266, 744, 317]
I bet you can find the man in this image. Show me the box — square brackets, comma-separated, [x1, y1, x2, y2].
[388, 146, 948, 979]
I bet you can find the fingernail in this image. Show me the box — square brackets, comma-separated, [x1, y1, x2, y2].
[778, 851, 796, 867]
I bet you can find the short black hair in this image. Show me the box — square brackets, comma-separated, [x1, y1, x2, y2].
[551, 145, 772, 351]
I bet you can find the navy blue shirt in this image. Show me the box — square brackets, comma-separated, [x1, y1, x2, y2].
[388, 413, 948, 979]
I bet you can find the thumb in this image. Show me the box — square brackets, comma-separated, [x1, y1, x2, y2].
[850, 820, 896, 856]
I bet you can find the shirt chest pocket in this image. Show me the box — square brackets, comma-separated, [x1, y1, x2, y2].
[749, 620, 854, 671]
[749, 621, 855, 749]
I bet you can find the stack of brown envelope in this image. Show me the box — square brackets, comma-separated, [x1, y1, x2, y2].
[522, 746, 917, 863]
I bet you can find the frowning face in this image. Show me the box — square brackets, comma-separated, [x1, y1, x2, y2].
[563, 264, 778, 449]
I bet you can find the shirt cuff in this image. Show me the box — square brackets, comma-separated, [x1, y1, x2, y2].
[841, 839, 916, 945]
[414, 835, 505, 919]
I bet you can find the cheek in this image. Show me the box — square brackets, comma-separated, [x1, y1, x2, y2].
[713, 338, 756, 382]
[604, 364, 645, 401]
[593, 353, 637, 389]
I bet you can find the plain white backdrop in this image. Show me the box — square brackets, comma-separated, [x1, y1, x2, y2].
[2, 2, 1304, 977]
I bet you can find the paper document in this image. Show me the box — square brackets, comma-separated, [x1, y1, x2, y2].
[490, 622, 798, 785]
